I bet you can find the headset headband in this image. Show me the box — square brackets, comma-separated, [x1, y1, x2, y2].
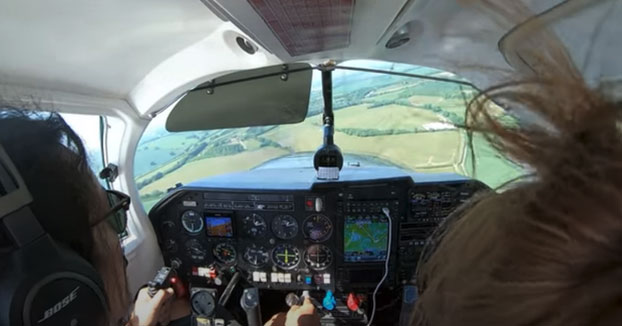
[0, 144, 46, 249]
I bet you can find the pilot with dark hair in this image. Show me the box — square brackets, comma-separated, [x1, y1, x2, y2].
[0, 107, 183, 326]
[0, 106, 319, 326]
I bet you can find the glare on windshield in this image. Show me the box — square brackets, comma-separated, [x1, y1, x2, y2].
[134, 60, 521, 211]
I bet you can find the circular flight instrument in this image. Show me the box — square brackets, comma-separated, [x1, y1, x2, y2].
[243, 244, 270, 267]
[213, 243, 237, 265]
[302, 214, 333, 242]
[181, 210, 203, 234]
[191, 290, 216, 317]
[163, 239, 178, 253]
[242, 213, 267, 237]
[185, 239, 206, 263]
[161, 220, 177, 238]
[304, 244, 333, 270]
[271, 215, 299, 240]
[271, 244, 300, 270]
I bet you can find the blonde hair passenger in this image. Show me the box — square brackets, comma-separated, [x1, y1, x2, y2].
[413, 1, 622, 325]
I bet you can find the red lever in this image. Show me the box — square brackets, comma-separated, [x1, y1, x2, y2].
[347, 293, 359, 311]
[170, 276, 187, 299]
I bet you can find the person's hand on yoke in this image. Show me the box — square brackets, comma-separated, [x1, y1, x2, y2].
[128, 287, 190, 326]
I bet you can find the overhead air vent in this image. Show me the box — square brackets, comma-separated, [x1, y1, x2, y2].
[385, 20, 421, 49]
[236, 36, 258, 54]
[247, 0, 355, 56]
[386, 26, 410, 49]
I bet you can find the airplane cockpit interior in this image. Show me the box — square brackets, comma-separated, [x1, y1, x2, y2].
[1, 0, 620, 325]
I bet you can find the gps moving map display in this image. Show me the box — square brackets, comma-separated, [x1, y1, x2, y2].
[344, 215, 389, 262]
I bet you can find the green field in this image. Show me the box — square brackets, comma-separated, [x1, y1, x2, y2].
[140, 147, 289, 194]
[135, 133, 202, 177]
[135, 66, 523, 212]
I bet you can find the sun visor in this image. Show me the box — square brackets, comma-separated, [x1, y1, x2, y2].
[166, 63, 313, 132]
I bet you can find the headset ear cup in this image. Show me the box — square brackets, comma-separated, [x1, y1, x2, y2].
[0, 235, 108, 326]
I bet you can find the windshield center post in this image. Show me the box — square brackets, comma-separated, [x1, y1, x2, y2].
[314, 61, 344, 180]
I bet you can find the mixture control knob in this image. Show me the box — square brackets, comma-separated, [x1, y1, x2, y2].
[347, 293, 360, 312]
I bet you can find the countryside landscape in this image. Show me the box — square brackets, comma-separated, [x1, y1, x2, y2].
[135, 62, 522, 211]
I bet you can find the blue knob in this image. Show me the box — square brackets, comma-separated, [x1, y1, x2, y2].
[322, 290, 336, 310]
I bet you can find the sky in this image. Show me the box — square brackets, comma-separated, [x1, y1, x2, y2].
[61, 113, 101, 151]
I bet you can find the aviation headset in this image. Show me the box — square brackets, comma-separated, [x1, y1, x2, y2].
[0, 143, 108, 326]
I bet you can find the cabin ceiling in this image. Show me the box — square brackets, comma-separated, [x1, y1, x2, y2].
[0, 0, 619, 115]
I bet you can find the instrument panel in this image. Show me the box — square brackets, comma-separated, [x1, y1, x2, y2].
[149, 174, 488, 293]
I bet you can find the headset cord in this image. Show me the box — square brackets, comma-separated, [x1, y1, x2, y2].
[366, 207, 392, 326]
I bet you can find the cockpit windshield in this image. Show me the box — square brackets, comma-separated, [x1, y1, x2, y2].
[134, 60, 522, 210]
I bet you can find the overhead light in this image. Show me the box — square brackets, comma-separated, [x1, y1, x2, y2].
[247, 0, 355, 56]
[236, 36, 258, 55]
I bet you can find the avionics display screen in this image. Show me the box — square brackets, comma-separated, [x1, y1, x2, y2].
[344, 215, 389, 262]
[205, 215, 234, 237]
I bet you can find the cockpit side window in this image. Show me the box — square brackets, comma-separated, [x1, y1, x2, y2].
[61, 113, 129, 240]
[61, 113, 106, 186]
